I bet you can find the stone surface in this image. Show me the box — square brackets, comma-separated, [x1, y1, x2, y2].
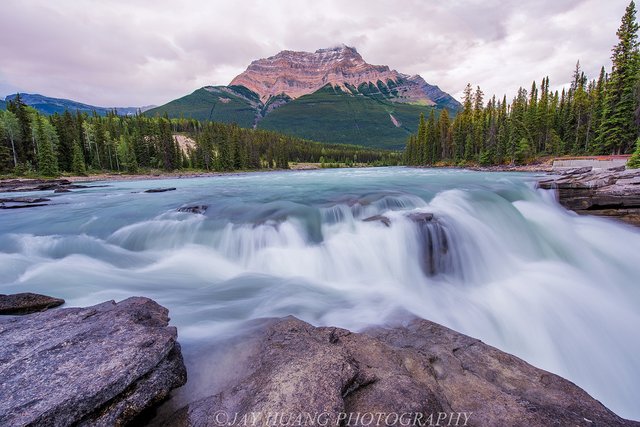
[0, 292, 64, 315]
[146, 187, 177, 193]
[0, 178, 89, 193]
[164, 317, 637, 427]
[0, 196, 51, 209]
[0, 297, 187, 426]
[538, 167, 640, 225]
[363, 214, 391, 227]
[177, 205, 208, 214]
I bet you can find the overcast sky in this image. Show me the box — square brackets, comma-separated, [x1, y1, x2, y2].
[0, 0, 631, 107]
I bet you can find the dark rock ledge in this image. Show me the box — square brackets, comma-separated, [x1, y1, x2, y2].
[0, 292, 64, 314]
[538, 167, 640, 225]
[0, 178, 91, 193]
[0, 297, 187, 426]
[165, 316, 638, 427]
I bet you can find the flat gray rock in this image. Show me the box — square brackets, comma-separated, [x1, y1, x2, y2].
[0, 292, 64, 315]
[538, 168, 640, 225]
[165, 317, 638, 427]
[0, 297, 187, 426]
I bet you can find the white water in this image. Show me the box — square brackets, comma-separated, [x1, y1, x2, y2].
[1, 167, 639, 419]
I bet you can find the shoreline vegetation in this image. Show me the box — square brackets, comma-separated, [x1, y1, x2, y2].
[403, 2, 640, 171]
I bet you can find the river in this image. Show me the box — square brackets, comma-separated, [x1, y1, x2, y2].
[1, 167, 639, 419]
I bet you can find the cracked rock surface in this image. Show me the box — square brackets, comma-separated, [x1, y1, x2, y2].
[164, 317, 637, 427]
[538, 167, 640, 225]
[0, 297, 187, 426]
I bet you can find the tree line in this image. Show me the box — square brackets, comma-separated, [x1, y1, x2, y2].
[405, 1, 640, 166]
[0, 101, 399, 176]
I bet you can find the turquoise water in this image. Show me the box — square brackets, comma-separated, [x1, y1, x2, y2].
[1, 167, 639, 419]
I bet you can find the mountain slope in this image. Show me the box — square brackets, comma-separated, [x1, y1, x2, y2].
[259, 85, 433, 149]
[148, 45, 461, 148]
[4, 93, 151, 116]
[146, 86, 258, 127]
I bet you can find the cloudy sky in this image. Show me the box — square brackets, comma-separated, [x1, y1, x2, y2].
[0, 0, 631, 107]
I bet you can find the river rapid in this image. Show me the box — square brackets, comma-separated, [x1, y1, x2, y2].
[1, 167, 638, 419]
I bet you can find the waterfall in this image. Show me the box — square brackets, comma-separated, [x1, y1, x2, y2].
[1, 167, 638, 419]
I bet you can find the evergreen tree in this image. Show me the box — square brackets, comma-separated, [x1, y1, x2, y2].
[35, 117, 59, 176]
[598, 1, 640, 154]
[425, 110, 437, 164]
[416, 113, 427, 164]
[71, 140, 86, 176]
[628, 137, 640, 167]
[0, 110, 20, 167]
[437, 109, 452, 160]
[7, 93, 34, 164]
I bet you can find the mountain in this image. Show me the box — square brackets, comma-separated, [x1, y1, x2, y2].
[0, 100, 6, 111]
[3, 93, 154, 116]
[147, 45, 461, 149]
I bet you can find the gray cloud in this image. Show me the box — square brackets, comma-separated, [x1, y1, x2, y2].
[0, 0, 629, 107]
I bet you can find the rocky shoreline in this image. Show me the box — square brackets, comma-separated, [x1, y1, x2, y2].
[538, 166, 640, 226]
[1, 294, 637, 426]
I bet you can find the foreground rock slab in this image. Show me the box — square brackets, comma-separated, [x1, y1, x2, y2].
[538, 167, 640, 225]
[0, 297, 187, 426]
[0, 292, 64, 314]
[166, 317, 637, 427]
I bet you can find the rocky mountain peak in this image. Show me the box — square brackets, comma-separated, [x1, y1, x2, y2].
[229, 45, 400, 102]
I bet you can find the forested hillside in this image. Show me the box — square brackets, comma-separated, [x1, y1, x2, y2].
[0, 95, 398, 177]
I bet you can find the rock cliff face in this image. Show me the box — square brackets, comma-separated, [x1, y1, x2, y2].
[538, 167, 640, 225]
[229, 45, 456, 108]
[165, 317, 637, 427]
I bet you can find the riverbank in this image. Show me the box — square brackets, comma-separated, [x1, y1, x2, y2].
[0, 162, 556, 191]
[538, 166, 640, 226]
[0, 164, 324, 192]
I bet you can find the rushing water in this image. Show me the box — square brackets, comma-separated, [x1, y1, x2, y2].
[1, 167, 639, 419]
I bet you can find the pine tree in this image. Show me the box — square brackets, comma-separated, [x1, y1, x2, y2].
[7, 93, 34, 164]
[598, 1, 640, 154]
[437, 109, 452, 160]
[425, 110, 437, 164]
[628, 137, 640, 167]
[0, 110, 19, 167]
[35, 117, 59, 176]
[416, 113, 427, 164]
[71, 140, 86, 176]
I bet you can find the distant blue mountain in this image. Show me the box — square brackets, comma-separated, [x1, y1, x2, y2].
[3, 93, 154, 116]
[0, 100, 6, 111]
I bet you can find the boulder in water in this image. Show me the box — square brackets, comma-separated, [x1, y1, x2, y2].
[0, 292, 64, 315]
[165, 316, 636, 427]
[406, 212, 453, 276]
[363, 214, 391, 227]
[0, 297, 187, 426]
[0, 196, 51, 209]
[407, 212, 435, 223]
[177, 205, 208, 214]
[146, 187, 177, 193]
